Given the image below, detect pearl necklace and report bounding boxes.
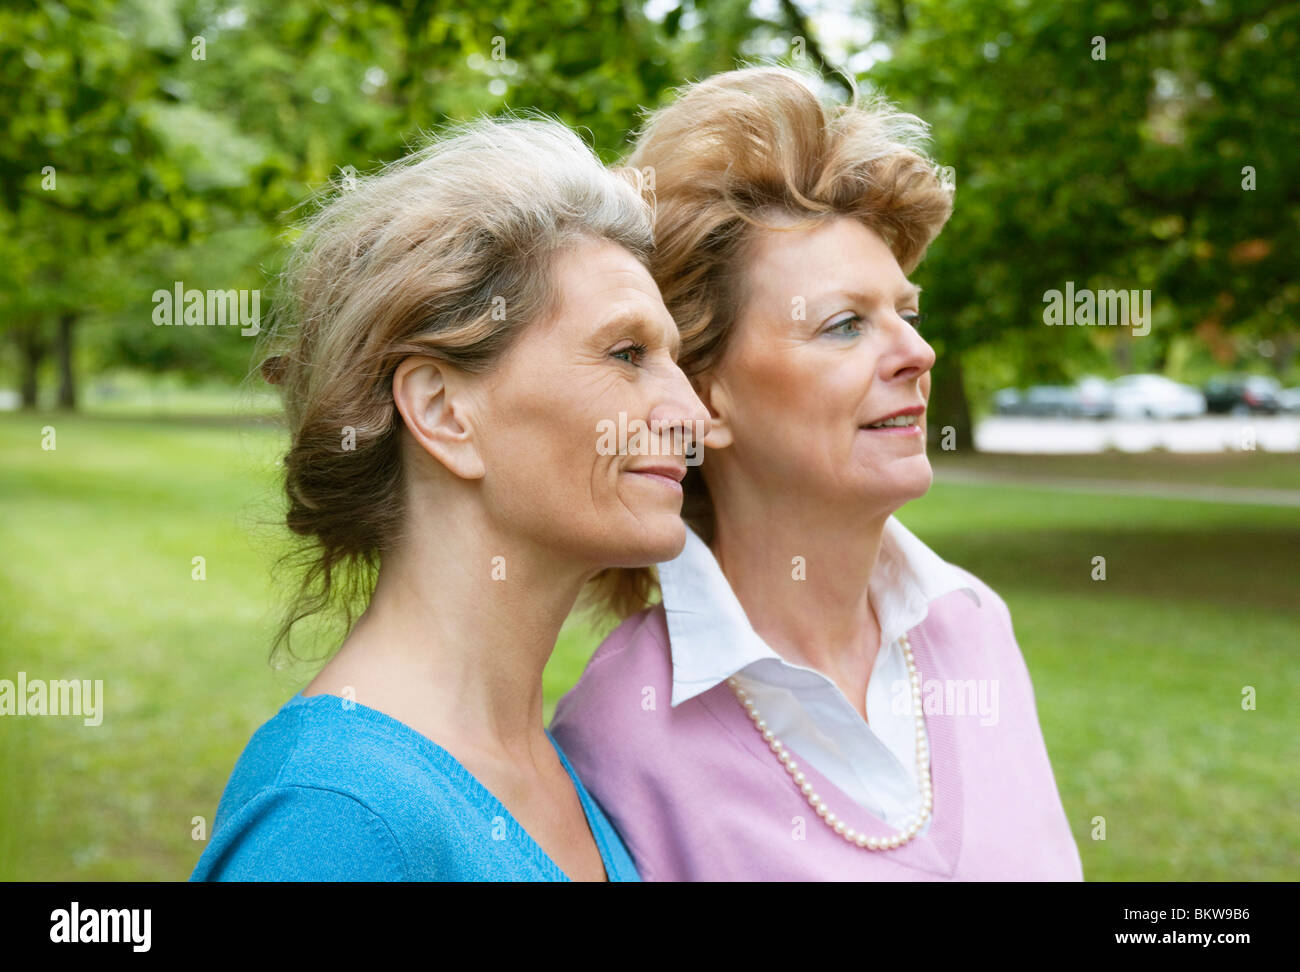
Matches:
[726,632,932,850]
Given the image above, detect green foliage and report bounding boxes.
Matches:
[866,0,1300,382]
[3,0,1297,398]
[1,0,697,388]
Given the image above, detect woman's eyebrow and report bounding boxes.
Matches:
[592,309,681,356]
[819,283,923,306]
[801,285,921,325]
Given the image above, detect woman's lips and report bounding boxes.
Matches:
[859,423,924,436]
[860,407,926,437]
[625,465,686,492]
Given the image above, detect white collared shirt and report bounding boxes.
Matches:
[657,516,982,833]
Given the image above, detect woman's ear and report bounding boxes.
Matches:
[694,373,734,450]
[392,356,486,480]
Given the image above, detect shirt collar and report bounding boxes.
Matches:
[658,515,982,708]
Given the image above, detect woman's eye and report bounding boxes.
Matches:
[825,314,862,336]
[902,312,924,330]
[611,342,648,365]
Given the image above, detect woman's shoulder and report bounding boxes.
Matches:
[589,603,672,666]
[556,606,672,709]
[920,561,1041,687]
[920,559,1015,641]
[943,562,1012,622]
[228,693,479,807]
[191,776,408,881]
[550,606,675,753]
[191,694,500,881]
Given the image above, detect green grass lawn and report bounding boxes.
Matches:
[931,449,1300,491]
[1,411,1296,880]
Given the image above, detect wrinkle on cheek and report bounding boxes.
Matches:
[585,454,620,519]
[599,461,658,525]
[821,440,856,491]
[580,366,630,398]
[615,484,663,528]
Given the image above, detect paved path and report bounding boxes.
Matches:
[934,468,1300,507]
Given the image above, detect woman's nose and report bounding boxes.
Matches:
[886,312,936,377]
[648,366,711,457]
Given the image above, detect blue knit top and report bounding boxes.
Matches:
[190,691,641,881]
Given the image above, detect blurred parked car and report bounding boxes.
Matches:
[1110,374,1206,419]
[1073,376,1115,419]
[992,387,1023,414]
[993,379,1114,418]
[1203,374,1284,415]
[1279,387,1300,414]
[993,385,1080,417]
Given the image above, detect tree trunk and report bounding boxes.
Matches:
[1273,334,1296,379]
[56,312,77,410]
[928,352,974,453]
[1112,329,1134,373]
[18,323,46,409]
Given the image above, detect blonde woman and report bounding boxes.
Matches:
[191,118,708,881]
[553,68,1083,880]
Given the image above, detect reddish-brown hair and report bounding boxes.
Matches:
[584,65,954,620]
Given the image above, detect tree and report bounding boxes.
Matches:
[860,0,1300,443]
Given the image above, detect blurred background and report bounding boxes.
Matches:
[1,0,1297,881]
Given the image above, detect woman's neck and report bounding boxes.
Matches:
[308,496,590,766]
[710,488,891,679]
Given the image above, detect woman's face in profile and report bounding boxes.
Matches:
[706,216,937,513]
[472,237,708,569]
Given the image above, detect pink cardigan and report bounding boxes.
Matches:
[550,573,1084,880]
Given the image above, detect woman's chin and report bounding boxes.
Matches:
[892,470,934,505]
[841,465,933,510]
[611,518,687,568]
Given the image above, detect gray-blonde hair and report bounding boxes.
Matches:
[260,115,654,662]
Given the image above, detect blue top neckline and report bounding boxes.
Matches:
[283,689,622,881]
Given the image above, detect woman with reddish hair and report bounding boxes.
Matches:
[553,67,1082,881]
